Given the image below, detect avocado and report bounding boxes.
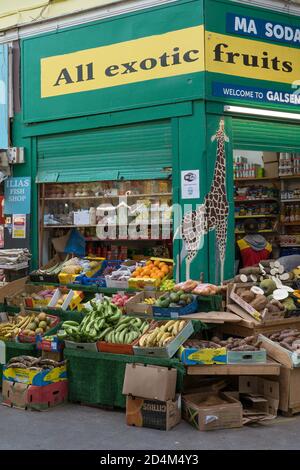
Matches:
[161,298,170,308]
[180,294,188,301]
[186,295,194,304]
[170,292,180,302]
[177,290,185,297]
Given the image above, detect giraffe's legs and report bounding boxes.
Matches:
[215,223,227,284]
[185,250,197,280]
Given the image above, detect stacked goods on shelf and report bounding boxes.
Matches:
[129,258,173,289]
[234,155,264,179]
[2,355,67,410]
[0,249,31,268]
[235,202,278,217]
[235,185,278,201]
[279,153,300,177]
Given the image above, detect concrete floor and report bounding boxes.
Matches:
[0,402,300,450]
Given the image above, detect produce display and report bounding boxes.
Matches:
[143,297,157,305]
[111,293,131,308]
[264,329,300,353]
[131,259,173,282]
[138,320,186,347]
[7,355,64,370]
[25,288,54,303]
[174,280,223,296]
[183,335,261,351]
[236,284,286,317]
[60,257,99,275]
[155,290,194,309]
[19,312,59,342]
[160,279,176,291]
[58,298,149,344]
[0,312,54,340]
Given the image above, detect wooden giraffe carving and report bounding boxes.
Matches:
[175,118,229,283]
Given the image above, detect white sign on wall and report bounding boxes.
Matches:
[181,170,200,199]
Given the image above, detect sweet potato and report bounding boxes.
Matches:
[240,290,255,303]
[250,294,268,311]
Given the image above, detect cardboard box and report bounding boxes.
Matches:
[133,320,194,358]
[41,350,64,362]
[2,380,68,410]
[3,363,67,386]
[178,345,227,365]
[122,363,177,401]
[126,394,181,431]
[182,392,243,431]
[259,334,300,368]
[36,334,64,353]
[238,376,279,420]
[125,291,161,316]
[263,152,278,178]
[278,366,300,414]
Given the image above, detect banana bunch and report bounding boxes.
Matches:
[0,314,36,339]
[99,316,150,345]
[138,320,186,348]
[144,297,156,305]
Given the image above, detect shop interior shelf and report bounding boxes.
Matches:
[281,199,300,203]
[235,177,278,182]
[44,223,173,229]
[43,193,172,201]
[234,198,279,203]
[279,175,300,180]
[282,222,300,226]
[280,244,300,248]
[186,360,281,376]
[235,214,278,219]
[235,229,275,234]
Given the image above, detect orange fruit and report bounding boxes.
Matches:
[154,260,160,267]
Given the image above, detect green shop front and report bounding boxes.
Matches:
[13,0,300,283]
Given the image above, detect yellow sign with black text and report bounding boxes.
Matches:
[206,31,300,85]
[41,25,205,98]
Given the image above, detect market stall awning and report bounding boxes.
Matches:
[0,0,122,31]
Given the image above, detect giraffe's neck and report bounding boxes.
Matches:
[213,138,225,185]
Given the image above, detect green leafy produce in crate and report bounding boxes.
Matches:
[58,297,149,344]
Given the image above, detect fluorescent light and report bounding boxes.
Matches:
[224,105,300,121]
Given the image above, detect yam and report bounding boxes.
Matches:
[240,290,255,303]
[239,267,261,275]
[279,341,294,352]
[250,294,268,311]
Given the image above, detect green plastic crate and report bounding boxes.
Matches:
[197,295,223,312]
[64,348,185,409]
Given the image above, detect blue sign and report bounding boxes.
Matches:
[226,13,300,46]
[212,81,300,107]
[0,45,8,149]
[4,177,31,215]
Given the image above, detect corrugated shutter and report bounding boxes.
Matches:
[37,120,172,183]
[232,118,300,152]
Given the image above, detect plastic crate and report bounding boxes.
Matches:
[196,294,223,312]
[74,260,122,287]
[152,297,198,319]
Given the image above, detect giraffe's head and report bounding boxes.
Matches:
[211,118,229,143]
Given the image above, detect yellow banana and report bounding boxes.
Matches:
[164,320,176,330]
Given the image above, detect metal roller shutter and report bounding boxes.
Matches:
[36,119,172,183]
[232,118,300,152]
